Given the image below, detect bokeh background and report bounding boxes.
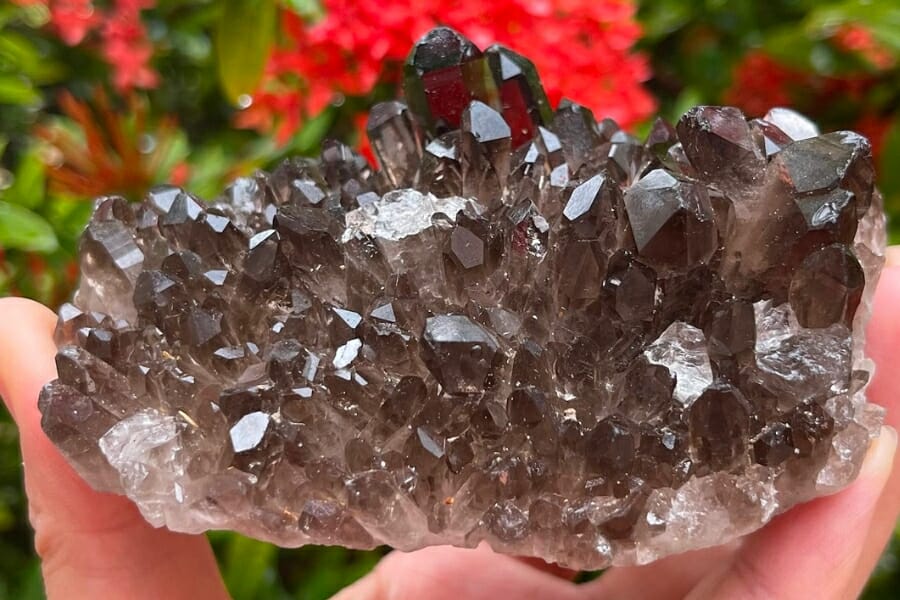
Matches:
[0,0,898,597]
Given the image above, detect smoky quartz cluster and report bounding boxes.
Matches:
[39,27,886,568]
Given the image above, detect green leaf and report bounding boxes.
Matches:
[762,26,819,71]
[16,559,47,600]
[0,30,64,84]
[215,0,277,104]
[284,0,324,20]
[0,75,40,106]
[43,194,92,248]
[668,87,705,123]
[0,201,57,252]
[866,22,900,54]
[288,108,335,155]
[220,535,278,600]
[637,0,695,42]
[805,1,900,53]
[153,129,191,184]
[3,148,45,209]
[879,117,900,244]
[183,144,231,200]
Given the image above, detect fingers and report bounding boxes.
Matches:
[683,264,900,599]
[583,543,737,599]
[335,262,900,600]
[0,297,58,425]
[516,556,579,580]
[0,298,229,600]
[866,265,900,421]
[843,264,900,593]
[331,544,582,600]
[685,427,896,600]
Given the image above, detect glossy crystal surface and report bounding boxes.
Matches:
[39,27,886,568]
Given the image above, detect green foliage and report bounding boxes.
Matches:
[0,414,41,600]
[0,14,61,107]
[215,0,278,103]
[880,118,900,217]
[0,145,59,256]
[209,533,385,600]
[0,147,57,253]
[865,529,900,600]
[638,0,900,241]
[219,535,280,599]
[0,202,57,253]
[806,1,900,54]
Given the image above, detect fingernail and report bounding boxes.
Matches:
[885,246,900,268]
[861,425,897,479]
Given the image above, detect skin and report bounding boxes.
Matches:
[2,261,900,599]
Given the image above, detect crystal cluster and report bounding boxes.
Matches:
[39,27,886,569]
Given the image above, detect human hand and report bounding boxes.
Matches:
[2,264,900,600]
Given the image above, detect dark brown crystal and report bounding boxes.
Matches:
[39,27,885,570]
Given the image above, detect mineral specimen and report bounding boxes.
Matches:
[39,27,886,569]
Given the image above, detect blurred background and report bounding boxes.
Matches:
[0,0,898,597]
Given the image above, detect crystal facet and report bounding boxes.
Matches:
[40,28,886,570]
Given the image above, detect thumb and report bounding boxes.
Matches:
[0,297,229,600]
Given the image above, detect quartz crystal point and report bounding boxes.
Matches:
[40,28,886,570]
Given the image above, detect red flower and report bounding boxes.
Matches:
[26,254,47,278]
[26,0,158,93]
[242,0,654,143]
[101,1,159,92]
[855,113,891,163]
[724,52,801,117]
[49,0,101,46]
[832,24,895,71]
[724,51,880,120]
[170,161,191,187]
[354,113,376,166]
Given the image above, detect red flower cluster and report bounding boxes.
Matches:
[101,0,158,92]
[48,0,99,45]
[725,50,890,162]
[723,53,798,117]
[21,0,158,93]
[854,113,892,163]
[240,0,654,144]
[832,24,895,71]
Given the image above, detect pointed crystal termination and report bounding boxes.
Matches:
[367,101,423,188]
[41,27,885,571]
[404,27,492,133]
[677,105,766,192]
[404,28,550,148]
[484,45,552,147]
[460,100,512,209]
[624,169,717,271]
